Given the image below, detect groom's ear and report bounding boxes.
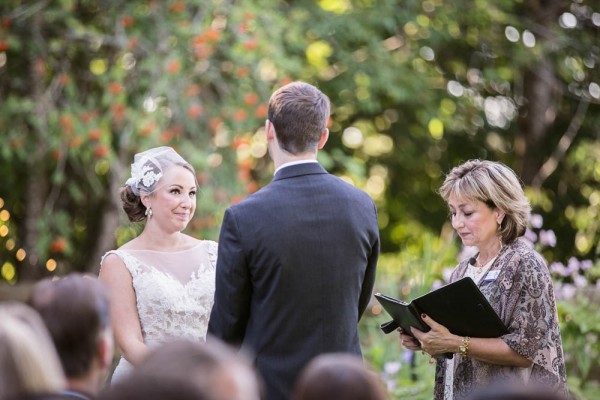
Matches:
[265,119,276,142]
[317,128,329,149]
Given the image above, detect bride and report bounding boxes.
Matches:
[99,146,217,382]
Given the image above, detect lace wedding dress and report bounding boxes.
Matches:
[101,240,217,383]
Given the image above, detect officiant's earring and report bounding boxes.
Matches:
[145,207,153,218]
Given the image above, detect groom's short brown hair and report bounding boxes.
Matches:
[267,81,330,155]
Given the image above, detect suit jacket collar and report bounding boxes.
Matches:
[273,162,328,181]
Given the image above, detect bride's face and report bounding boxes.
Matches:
[146,165,197,232]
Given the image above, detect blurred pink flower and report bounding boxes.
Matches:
[539,229,557,247]
[530,214,543,229]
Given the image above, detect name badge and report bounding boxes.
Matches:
[484,270,500,281]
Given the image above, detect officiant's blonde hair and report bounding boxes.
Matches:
[439,159,531,244]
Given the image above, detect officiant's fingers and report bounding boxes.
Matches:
[422,314,452,335]
[399,333,420,350]
[420,313,443,330]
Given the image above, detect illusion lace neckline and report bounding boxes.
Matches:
[122,241,205,254]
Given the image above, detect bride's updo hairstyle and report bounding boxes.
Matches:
[121,147,197,222]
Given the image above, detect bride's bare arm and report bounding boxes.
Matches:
[99,254,150,366]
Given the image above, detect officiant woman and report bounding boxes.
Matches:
[398,159,567,400]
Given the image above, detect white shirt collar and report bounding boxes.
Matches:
[274,159,318,176]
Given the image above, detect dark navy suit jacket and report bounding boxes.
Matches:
[208,162,380,400]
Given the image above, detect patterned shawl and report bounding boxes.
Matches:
[433,238,567,400]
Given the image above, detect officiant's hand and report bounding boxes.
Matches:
[397,328,421,351]
[410,314,460,357]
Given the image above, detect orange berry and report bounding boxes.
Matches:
[194,44,213,59]
[81,111,96,124]
[233,109,248,122]
[209,117,222,133]
[93,144,109,158]
[111,103,126,124]
[139,122,156,137]
[57,73,70,86]
[121,16,134,28]
[185,84,201,97]
[128,37,139,50]
[236,67,250,78]
[170,1,185,13]
[108,82,124,95]
[244,92,259,106]
[59,115,74,135]
[88,128,101,141]
[1,17,12,29]
[160,129,174,143]
[246,181,259,194]
[50,237,68,253]
[187,103,203,118]
[243,38,257,51]
[255,103,268,119]
[51,149,63,161]
[205,28,220,42]
[166,59,180,74]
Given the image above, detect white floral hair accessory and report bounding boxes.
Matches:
[125,146,189,195]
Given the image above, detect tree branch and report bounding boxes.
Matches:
[531,98,589,189]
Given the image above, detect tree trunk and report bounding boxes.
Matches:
[515,0,563,184]
[85,160,125,275]
[21,12,49,281]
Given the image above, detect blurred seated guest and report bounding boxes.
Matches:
[398,160,566,400]
[97,339,260,400]
[465,379,571,400]
[29,274,114,400]
[0,302,66,400]
[292,353,387,400]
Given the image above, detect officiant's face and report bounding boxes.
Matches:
[448,195,501,250]
[148,165,197,232]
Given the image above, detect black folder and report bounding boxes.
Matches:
[375,277,508,339]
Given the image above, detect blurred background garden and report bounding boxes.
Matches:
[0,0,599,398]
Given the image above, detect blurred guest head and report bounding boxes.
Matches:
[292,353,387,400]
[29,274,113,398]
[98,339,260,400]
[0,301,66,399]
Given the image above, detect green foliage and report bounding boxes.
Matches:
[359,229,456,398]
[558,293,600,400]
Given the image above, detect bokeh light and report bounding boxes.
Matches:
[1,262,15,281]
[46,259,57,272]
[16,248,26,262]
[0,210,10,222]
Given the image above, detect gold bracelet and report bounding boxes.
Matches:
[458,336,470,356]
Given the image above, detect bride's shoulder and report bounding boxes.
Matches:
[183,234,217,248]
[186,237,218,268]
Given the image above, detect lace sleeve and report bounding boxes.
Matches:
[206,240,218,270]
[100,250,142,278]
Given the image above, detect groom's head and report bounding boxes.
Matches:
[267,81,330,155]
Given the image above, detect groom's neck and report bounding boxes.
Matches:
[272,151,317,170]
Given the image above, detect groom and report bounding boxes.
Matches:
[208,81,380,400]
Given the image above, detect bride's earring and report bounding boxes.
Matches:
[145,207,153,218]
